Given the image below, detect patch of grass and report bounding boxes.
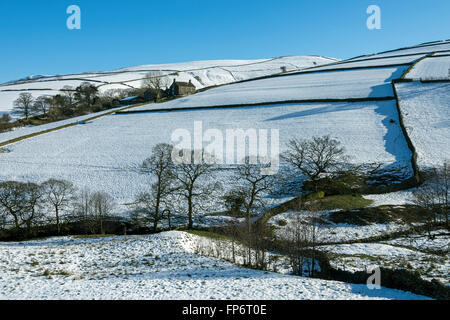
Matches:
[185,230,231,241]
[327,205,431,226]
[72,234,117,239]
[205,211,257,218]
[317,194,373,211]
[277,219,287,227]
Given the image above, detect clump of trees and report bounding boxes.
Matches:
[0,179,116,240]
[141,71,170,102]
[9,83,128,128]
[131,146,219,231]
[0,114,13,132]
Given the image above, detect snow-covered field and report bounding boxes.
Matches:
[0,231,430,300]
[131,67,407,111]
[0,100,413,206]
[395,81,450,169]
[405,56,450,80]
[298,54,426,73]
[0,106,129,145]
[0,56,335,113]
[363,190,415,207]
[348,41,450,62]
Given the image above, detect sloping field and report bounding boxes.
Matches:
[348,41,450,62]
[0,100,413,206]
[0,56,335,113]
[130,67,407,112]
[405,55,450,80]
[296,53,426,73]
[0,231,429,300]
[395,81,450,169]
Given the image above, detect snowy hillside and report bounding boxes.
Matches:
[0,56,335,113]
[0,231,430,300]
[0,40,449,213]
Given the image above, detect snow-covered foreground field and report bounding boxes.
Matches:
[0,100,413,206]
[0,231,430,300]
[0,56,334,113]
[395,82,450,169]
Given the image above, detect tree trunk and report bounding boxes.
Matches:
[55,205,60,235]
[188,195,193,229]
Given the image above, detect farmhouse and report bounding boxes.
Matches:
[168,79,196,97]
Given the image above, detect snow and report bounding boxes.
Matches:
[383,230,450,252]
[0,231,431,300]
[405,56,450,80]
[0,56,335,114]
[300,54,426,73]
[363,190,414,207]
[321,243,419,257]
[268,210,408,243]
[320,242,449,284]
[0,101,413,207]
[0,106,127,145]
[395,82,450,169]
[132,67,407,111]
[349,41,450,62]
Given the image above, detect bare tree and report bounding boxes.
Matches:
[413,161,449,229]
[282,135,348,190]
[13,93,34,120]
[174,149,216,229]
[142,71,169,101]
[0,181,43,237]
[32,96,52,118]
[287,211,309,276]
[303,201,324,277]
[0,114,13,132]
[133,143,176,231]
[74,82,99,110]
[232,157,279,232]
[61,86,76,106]
[42,179,76,234]
[74,188,94,234]
[91,192,115,234]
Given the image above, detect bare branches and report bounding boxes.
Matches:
[173,150,216,229]
[13,93,34,120]
[132,144,176,231]
[142,71,170,101]
[282,135,348,190]
[42,179,76,234]
[413,161,449,228]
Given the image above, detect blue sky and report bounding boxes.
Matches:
[0,0,449,83]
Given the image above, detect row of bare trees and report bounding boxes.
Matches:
[0,179,115,238]
[129,136,361,233]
